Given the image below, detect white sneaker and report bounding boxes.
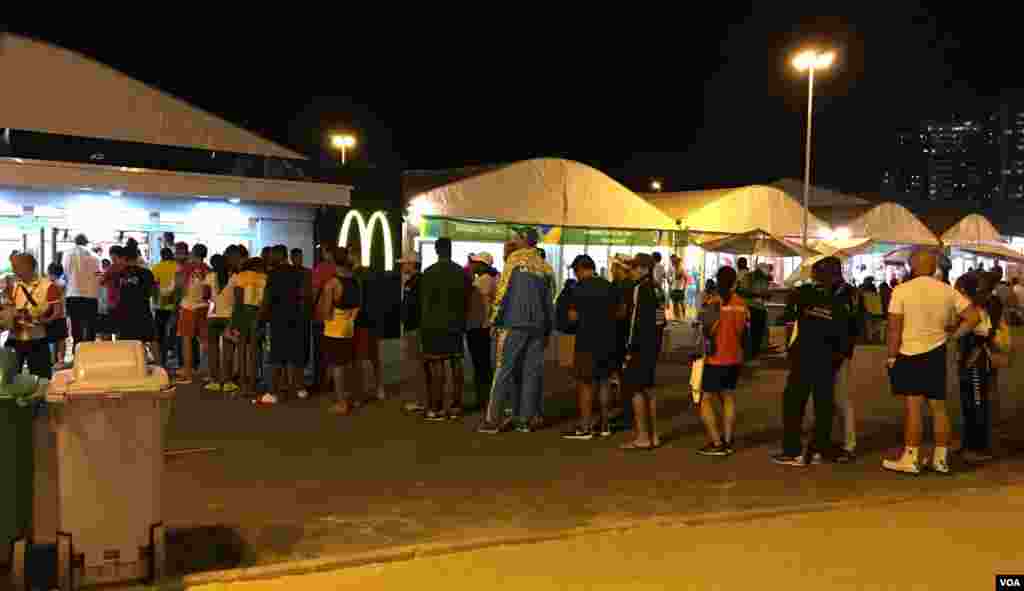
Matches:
[257,394,278,405]
[928,458,952,475]
[296,389,309,400]
[404,401,426,413]
[882,455,921,474]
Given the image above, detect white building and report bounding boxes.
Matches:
[0,33,349,270]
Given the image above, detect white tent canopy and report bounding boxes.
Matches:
[0,33,305,159]
[844,202,939,246]
[771,179,871,207]
[940,213,1004,246]
[409,158,678,230]
[642,185,830,238]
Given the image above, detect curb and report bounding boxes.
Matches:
[125,484,1023,590]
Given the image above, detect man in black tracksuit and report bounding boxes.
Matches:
[772,256,851,466]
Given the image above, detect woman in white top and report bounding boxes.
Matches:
[954,272,995,464]
[205,253,239,394]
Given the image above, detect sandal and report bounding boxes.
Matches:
[619,441,655,451]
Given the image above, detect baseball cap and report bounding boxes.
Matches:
[470,252,494,266]
[631,253,655,270]
[570,254,596,271]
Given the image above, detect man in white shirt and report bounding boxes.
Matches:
[63,234,101,348]
[884,250,979,475]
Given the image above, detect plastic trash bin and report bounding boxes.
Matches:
[45,341,174,591]
[0,372,45,591]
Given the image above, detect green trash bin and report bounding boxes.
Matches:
[0,357,46,589]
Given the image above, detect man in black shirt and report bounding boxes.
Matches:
[562,255,618,440]
[115,241,157,359]
[772,256,851,466]
[262,244,312,403]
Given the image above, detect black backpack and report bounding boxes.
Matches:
[335,276,361,310]
[555,279,578,334]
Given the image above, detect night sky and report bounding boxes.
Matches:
[8,7,1016,194]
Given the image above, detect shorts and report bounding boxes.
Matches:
[270,322,307,366]
[321,335,353,367]
[670,289,686,303]
[177,307,209,339]
[401,330,421,361]
[117,313,156,343]
[623,353,656,391]
[46,318,69,343]
[420,329,464,358]
[702,363,740,393]
[231,305,261,340]
[352,327,380,361]
[573,350,614,381]
[889,344,947,400]
[208,317,231,342]
[95,314,113,336]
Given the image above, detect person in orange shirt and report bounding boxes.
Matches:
[696,266,749,457]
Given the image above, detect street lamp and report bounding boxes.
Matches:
[650,179,663,192]
[792,49,835,249]
[331,134,357,165]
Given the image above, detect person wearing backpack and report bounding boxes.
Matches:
[319,246,361,415]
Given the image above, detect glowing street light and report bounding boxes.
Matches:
[650,179,663,192]
[331,134,357,165]
[792,49,836,250]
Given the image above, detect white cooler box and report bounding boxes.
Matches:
[46,341,174,590]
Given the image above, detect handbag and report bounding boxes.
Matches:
[689,356,705,406]
[989,319,1012,369]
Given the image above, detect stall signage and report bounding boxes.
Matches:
[421,217,682,247]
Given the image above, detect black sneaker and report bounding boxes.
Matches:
[772,453,808,467]
[834,449,856,464]
[599,418,613,438]
[562,426,595,440]
[723,440,736,455]
[515,421,533,433]
[697,443,730,456]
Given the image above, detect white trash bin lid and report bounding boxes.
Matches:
[47,341,173,401]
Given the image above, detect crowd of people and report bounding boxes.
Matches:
[2,232,394,408]
[2,227,1014,472]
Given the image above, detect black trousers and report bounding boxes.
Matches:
[65,297,98,346]
[14,340,52,380]
[155,310,174,367]
[959,365,991,452]
[466,328,493,408]
[749,306,767,359]
[782,357,839,457]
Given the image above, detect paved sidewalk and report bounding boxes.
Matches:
[27,337,1024,580]
[186,484,1024,591]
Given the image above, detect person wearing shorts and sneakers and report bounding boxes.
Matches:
[261,245,311,404]
[418,238,472,422]
[176,244,211,384]
[697,266,749,456]
[231,257,267,397]
[561,255,617,440]
[884,250,979,475]
[205,249,241,395]
[399,254,428,414]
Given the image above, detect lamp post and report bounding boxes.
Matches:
[650,179,663,192]
[792,49,835,250]
[331,134,357,165]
